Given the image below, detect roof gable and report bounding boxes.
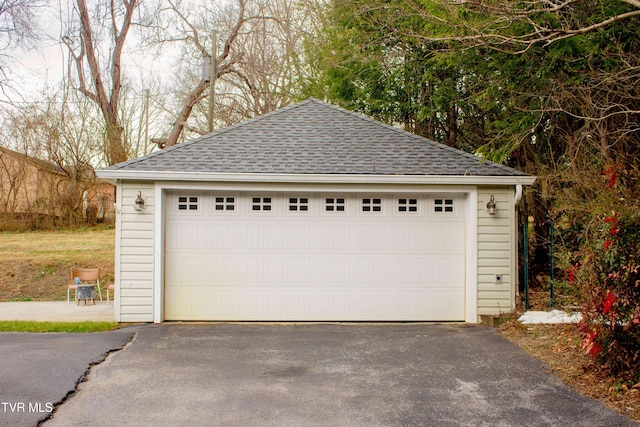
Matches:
[107,98,526,177]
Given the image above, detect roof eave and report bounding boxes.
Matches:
[96,170,537,186]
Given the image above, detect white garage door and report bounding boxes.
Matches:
[164,191,466,321]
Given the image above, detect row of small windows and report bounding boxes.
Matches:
[178,196,455,214]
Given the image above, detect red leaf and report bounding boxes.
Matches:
[602,292,617,315]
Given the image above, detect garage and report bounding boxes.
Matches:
[98,98,535,323]
[164,192,466,321]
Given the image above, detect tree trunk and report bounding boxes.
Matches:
[105,123,127,165]
[164,81,209,148]
[447,105,458,148]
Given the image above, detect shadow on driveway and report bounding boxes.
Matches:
[41,324,635,427]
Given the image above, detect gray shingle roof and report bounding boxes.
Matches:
[107,98,526,177]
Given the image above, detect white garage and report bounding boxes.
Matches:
[98,98,535,323]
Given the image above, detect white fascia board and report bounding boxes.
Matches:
[96,170,537,186]
[153,183,164,323]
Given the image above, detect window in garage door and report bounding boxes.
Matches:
[324,197,346,213]
[251,197,273,212]
[287,197,310,213]
[214,196,236,212]
[177,196,199,211]
[397,198,418,213]
[434,198,455,213]
[361,197,382,213]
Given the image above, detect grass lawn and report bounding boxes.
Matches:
[0,227,115,301]
[0,321,120,332]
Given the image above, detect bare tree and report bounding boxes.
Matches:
[0,0,46,89]
[0,0,44,47]
[221,0,316,117]
[61,0,137,165]
[152,0,246,148]
[118,83,169,159]
[0,87,107,225]
[146,0,318,147]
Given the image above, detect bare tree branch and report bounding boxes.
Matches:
[162,0,248,147]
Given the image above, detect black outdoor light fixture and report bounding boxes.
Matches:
[134,191,145,211]
[486,195,497,215]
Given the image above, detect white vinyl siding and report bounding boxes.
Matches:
[477,187,515,316]
[116,182,155,322]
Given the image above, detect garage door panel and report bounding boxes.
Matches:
[164,192,467,321]
[247,224,280,249]
[166,287,465,321]
[352,256,388,284]
[398,257,428,284]
[166,223,202,251]
[397,224,428,251]
[245,256,285,283]
[317,224,353,250]
[432,255,466,284]
[355,224,388,250]
[202,224,237,250]
[165,255,203,283]
[281,257,312,283]
[282,224,313,250]
[316,256,354,284]
[207,256,247,284]
[426,223,466,253]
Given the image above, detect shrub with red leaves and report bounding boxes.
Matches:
[575,189,640,384]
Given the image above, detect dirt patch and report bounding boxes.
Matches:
[499,318,640,422]
[0,228,115,301]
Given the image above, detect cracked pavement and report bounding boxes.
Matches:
[0,329,136,426]
[30,324,638,427]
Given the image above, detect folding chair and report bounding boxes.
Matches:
[68,268,103,303]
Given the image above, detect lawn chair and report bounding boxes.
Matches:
[68,268,103,303]
[106,283,115,304]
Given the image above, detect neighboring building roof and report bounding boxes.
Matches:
[0,146,65,175]
[101,98,533,183]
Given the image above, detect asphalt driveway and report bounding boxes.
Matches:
[0,329,135,427]
[38,323,634,427]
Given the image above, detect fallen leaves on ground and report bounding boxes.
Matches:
[499,319,639,422]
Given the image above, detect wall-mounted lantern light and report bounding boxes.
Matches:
[486,195,497,215]
[134,191,145,211]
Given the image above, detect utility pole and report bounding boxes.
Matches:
[144,89,150,153]
[208,30,217,133]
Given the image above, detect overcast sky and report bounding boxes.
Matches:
[4,4,174,106]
